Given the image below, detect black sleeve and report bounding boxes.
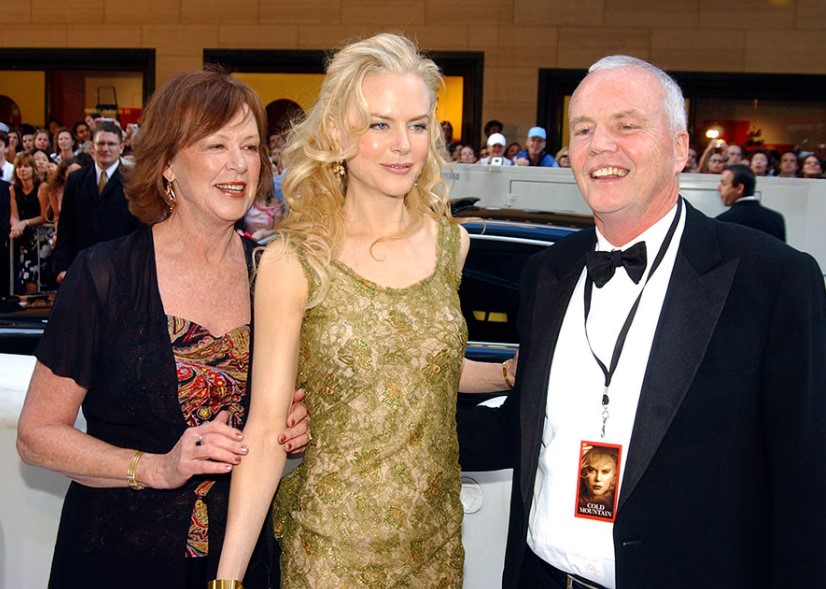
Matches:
[35,250,102,390]
[53,172,78,273]
[457,253,543,471]
[762,251,826,584]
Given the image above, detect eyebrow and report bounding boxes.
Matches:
[612,109,646,121]
[371,113,430,122]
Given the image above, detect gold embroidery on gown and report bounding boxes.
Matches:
[273,217,467,588]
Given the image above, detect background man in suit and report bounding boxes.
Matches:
[458,55,826,589]
[716,164,786,241]
[53,121,139,283]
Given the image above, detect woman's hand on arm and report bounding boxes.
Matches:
[139,409,249,490]
[280,388,309,453]
[216,242,308,581]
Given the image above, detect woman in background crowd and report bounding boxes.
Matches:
[556,146,570,168]
[8,152,48,292]
[52,127,76,163]
[459,145,477,164]
[33,128,51,152]
[45,157,82,228]
[505,141,521,160]
[6,129,21,162]
[802,154,824,179]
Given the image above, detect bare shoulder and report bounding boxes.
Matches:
[256,238,309,307]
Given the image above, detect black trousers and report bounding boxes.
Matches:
[519,548,567,589]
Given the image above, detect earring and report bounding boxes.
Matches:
[332,160,346,179]
[165,181,176,214]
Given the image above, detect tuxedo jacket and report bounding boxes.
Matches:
[716,199,786,242]
[54,164,139,274]
[458,201,826,588]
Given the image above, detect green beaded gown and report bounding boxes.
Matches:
[273,217,467,588]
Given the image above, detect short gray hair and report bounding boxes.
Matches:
[587,55,687,134]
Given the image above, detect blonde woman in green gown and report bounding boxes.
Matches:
[213,33,514,589]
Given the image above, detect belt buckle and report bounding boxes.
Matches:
[566,575,602,589]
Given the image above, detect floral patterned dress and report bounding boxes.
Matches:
[169,317,250,559]
[274,217,468,588]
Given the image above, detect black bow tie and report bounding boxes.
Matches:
[585,242,648,288]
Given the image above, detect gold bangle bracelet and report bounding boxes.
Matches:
[207,581,244,589]
[127,450,145,491]
[502,358,515,389]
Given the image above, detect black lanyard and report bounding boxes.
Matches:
[583,198,683,437]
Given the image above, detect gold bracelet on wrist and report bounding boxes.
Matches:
[207,581,244,589]
[502,358,515,389]
[127,450,145,491]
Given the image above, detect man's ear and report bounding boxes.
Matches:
[736,182,745,198]
[674,130,690,174]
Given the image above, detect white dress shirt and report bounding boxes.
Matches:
[527,200,686,588]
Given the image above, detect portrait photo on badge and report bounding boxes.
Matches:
[575,441,622,523]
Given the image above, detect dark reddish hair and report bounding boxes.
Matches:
[125,66,272,224]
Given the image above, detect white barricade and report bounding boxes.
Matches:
[445,165,826,276]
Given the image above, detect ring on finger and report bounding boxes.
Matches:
[196,435,204,447]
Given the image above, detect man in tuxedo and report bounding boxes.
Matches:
[458,55,826,589]
[716,164,785,241]
[53,121,139,283]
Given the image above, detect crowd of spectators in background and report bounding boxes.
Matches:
[3,112,826,297]
[1,115,132,294]
[442,119,572,169]
[685,137,825,179]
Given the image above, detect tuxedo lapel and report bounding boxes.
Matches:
[519,232,592,506]
[618,204,738,507]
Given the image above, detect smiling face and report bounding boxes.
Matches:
[338,72,430,202]
[526,135,546,158]
[162,107,261,226]
[568,66,688,243]
[57,130,74,152]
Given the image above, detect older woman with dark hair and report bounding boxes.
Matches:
[17,68,307,589]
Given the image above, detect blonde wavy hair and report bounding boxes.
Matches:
[277,32,452,308]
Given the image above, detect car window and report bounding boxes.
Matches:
[460,236,549,345]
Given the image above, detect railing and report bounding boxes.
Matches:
[7,223,55,295]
